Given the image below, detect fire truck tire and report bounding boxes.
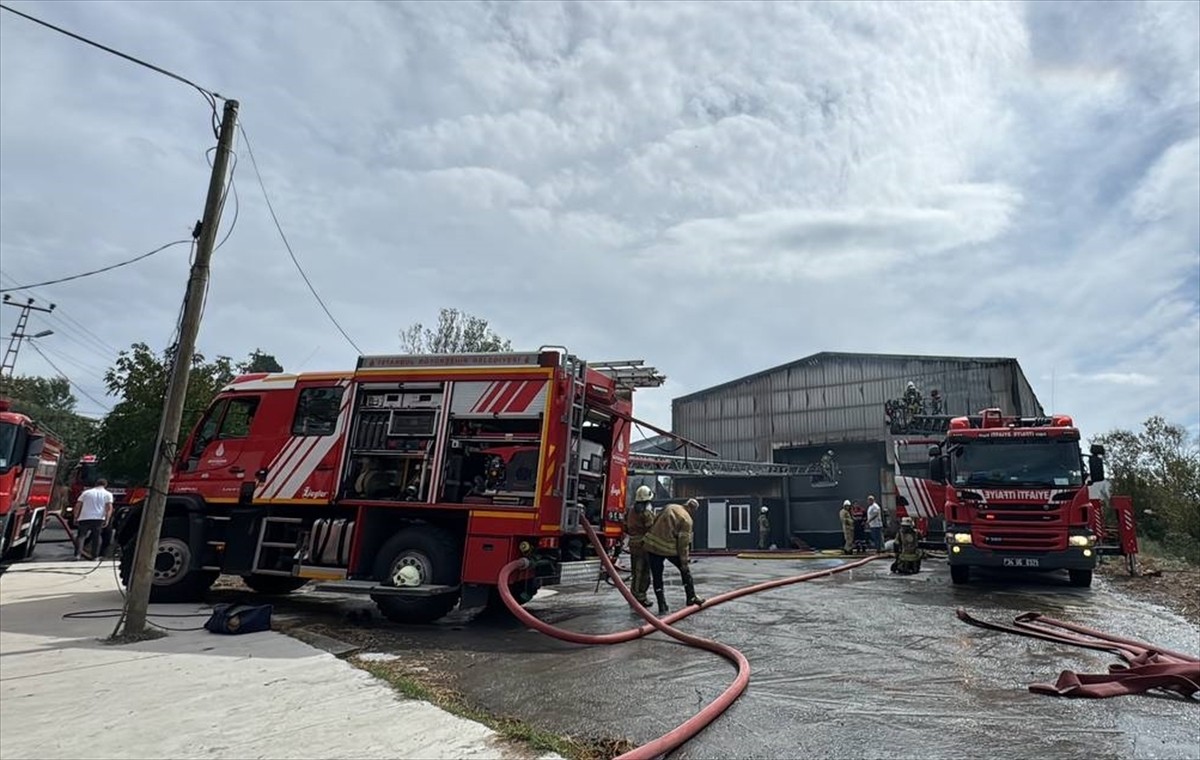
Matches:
[479,580,540,618]
[1068,569,1093,588]
[950,564,970,585]
[118,518,217,603]
[371,526,462,624]
[18,513,44,560]
[242,575,309,595]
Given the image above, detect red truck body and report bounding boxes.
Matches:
[116,350,651,621]
[0,399,63,562]
[893,408,1137,587]
[62,454,142,526]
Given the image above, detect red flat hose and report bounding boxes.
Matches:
[498,520,880,759]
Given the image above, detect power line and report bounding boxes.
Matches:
[0,272,123,356]
[0,3,218,117]
[238,122,363,354]
[0,239,191,293]
[27,341,111,411]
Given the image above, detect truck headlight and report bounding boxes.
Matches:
[952,533,972,545]
[1068,535,1094,547]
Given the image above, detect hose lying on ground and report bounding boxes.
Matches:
[499,519,881,759]
[957,609,1199,699]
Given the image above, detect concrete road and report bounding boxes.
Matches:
[226,555,1199,760]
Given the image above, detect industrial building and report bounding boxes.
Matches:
[658,352,1044,550]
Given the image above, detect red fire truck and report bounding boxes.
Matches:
[115,349,662,622]
[61,455,142,527]
[0,398,63,562]
[894,409,1138,587]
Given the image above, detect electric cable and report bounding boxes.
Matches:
[237,122,363,354]
[26,341,111,411]
[0,3,220,126]
[0,272,123,357]
[0,239,192,293]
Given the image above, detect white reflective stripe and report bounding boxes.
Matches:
[262,437,323,499]
[256,436,313,497]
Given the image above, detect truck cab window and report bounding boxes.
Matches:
[0,422,16,471]
[293,387,345,436]
[219,397,260,439]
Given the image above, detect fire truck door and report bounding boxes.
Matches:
[183,396,262,501]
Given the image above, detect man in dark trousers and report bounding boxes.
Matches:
[642,498,705,614]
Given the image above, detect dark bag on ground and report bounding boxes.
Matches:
[204,603,273,635]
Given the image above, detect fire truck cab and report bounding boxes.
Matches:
[0,399,62,562]
[116,349,662,622]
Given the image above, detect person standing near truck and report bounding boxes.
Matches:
[866,495,884,553]
[643,498,705,614]
[73,479,113,561]
[758,507,770,550]
[839,500,855,553]
[625,485,656,608]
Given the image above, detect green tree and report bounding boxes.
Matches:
[0,374,97,457]
[1093,416,1200,561]
[400,308,513,354]
[90,343,237,484]
[239,349,283,374]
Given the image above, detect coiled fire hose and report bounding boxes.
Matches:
[498,519,881,759]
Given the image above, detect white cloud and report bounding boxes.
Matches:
[0,0,1195,450]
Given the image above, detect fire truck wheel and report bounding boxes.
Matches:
[242,575,309,595]
[479,579,540,618]
[18,513,44,560]
[118,518,217,603]
[371,526,462,624]
[949,564,970,585]
[1068,569,1093,588]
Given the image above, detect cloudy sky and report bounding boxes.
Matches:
[1,0,1197,445]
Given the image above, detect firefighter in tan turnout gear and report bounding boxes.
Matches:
[625,485,656,608]
[839,499,855,554]
[643,498,705,614]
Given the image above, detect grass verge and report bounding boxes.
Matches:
[353,656,635,760]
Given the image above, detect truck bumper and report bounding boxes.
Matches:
[947,544,1097,571]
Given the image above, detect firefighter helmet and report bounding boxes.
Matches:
[900,516,915,528]
[635,485,653,502]
[761,506,769,513]
[685,498,699,510]
[843,499,852,507]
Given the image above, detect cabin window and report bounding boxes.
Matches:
[292,387,345,436]
[729,503,751,534]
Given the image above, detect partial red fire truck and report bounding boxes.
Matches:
[61,455,142,527]
[894,409,1138,587]
[115,349,662,621]
[0,398,63,562]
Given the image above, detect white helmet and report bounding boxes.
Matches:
[900,517,915,528]
[761,506,769,513]
[843,499,852,507]
[634,485,653,502]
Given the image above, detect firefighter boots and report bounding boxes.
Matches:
[655,589,669,615]
[684,578,705,607]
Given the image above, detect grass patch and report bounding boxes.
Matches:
[354,657,635,760]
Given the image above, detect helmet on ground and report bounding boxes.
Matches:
[761,506,769,513]
[842,499,852,507]
[635,485,653,502]
[685,498,699,510]
[900,517,915,528]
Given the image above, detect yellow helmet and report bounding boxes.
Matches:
[634,485,653,502]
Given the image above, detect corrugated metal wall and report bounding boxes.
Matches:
[673,353,1044,461]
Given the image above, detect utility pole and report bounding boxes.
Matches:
[1,296,56,378]
[119,98,239,638]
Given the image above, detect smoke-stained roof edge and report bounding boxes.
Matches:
[672,351,1023,406]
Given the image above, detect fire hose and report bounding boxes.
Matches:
[957,609,1199,700]
[498,519,881,759]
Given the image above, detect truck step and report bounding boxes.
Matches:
[312,580,461,597]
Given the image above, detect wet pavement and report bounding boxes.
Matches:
[20,526,1199,759]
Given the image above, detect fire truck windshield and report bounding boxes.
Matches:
[952,440,1084,487]
[0,422,17,472]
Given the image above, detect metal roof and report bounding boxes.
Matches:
[673,351,1023,404]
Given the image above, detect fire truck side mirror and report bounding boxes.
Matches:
[1088,445,1105,483]
[928,449,946,483]
[23,434,45,469]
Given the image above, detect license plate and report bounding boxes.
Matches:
[1003,557,1040,568]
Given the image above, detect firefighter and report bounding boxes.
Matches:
[839,499,855,554]
[643,497,704,614]
[625,485,656,608]
[891,517,923,574]
[758,506,770,550]
[903,381,923,417]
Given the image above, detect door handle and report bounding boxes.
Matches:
[230,467,245,476]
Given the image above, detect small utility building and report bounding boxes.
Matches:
[667,352,1044,549]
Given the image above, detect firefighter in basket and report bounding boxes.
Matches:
[625,485,656,608]
[643,498,705,614]
[891,517,923,575]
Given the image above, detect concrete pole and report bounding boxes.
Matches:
[118,99,238,637]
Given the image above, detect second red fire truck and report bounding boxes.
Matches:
[0,398,62,563]
[115,349,662,622]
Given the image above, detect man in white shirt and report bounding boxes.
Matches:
[866,495,884,554]
[74,479,114,561]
